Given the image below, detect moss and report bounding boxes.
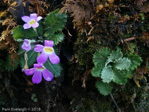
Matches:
[69,95,114,112]
[73,35,99,67]
[134,79,149,111]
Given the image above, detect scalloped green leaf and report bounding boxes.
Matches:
[96,81,113,96]
[93,47,111,65]
[127,54,142,71]
[20,49,38,68]
[112,68,128,85]
[129,43,136,53]
[12,26,37,40]
[44,9,67,39]
[114,58,131,70]
[48,32,64,45]
[100,47,111,57]
[106,48,123,66]
[92,47,142,94]
[44,59,62,77]
[91,64,104,77]
[101,66,114,83]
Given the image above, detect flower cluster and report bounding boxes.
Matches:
[21,13,60,84]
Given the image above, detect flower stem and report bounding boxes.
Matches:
[23,51,28,69]
[33,28,44,42]
[33,28,39,37]
[110,93,121,112]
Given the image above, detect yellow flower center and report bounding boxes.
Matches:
[29,20,36,25]
[44,47,53,53]
[37,67,44,70]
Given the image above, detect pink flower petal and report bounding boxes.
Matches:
[36,16,42,21]
[34,44,44,52]
[44,40,54,47]
[24,39,30,44]
[37,52,49,64]
[24,68,36,75]
[22,44,31,51]
[30,13,37,19]
[22,16,31,22]
[32,71,42,84]
[31,22,39,28]
[23,23,31,29]
[43,69,53,81]
[22,39,31,51]
[34,63,43,68]
[49,53,60,64]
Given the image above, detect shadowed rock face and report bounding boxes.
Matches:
[0,0,149,112]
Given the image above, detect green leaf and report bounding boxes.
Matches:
[91,47,141,93]
[36,21,44,36]
[106,48,123,65]
[125,70,134,79]
[91,64,104,77]
[44,59,62,77]
[129,43,136,53]
[93,51,105,66]
[20,49,38,68]
[112,68,128,85]
[101,66,114,83]
[96,81,113,96]
[100,47,111,57]
[44,9,67,38]
[93,47,111,65]
[48,32,64,45]
[139,13,145,20]
[114,58,131,70]
[12,26,37,40]
[127,54,142,71]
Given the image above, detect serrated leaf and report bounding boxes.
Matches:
[12,26,37,40]
[101,66,114,83]
[96,81,113,96]
[114,58,131,70]
[125,70,134,79]
[93,47,111,65]
[91,64,104,77]
[106,48,123,66]
[44,9,67,38]
[100,47,111,57]
[127,54,142,71]
[112,68,128,85]
[92,47,141,88]
[47,32,64,45]
[129,43,136,53]
[44,59,62,77]
[20,49,38,68]
[93,51,105,66]
[36,21,44,36]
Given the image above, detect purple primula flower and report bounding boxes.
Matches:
[21,13,42,29]
[24,63,53,84]
[34,40,60,64]
[22,39,31,51]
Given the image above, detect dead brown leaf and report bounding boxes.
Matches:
[61,0,93,33]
